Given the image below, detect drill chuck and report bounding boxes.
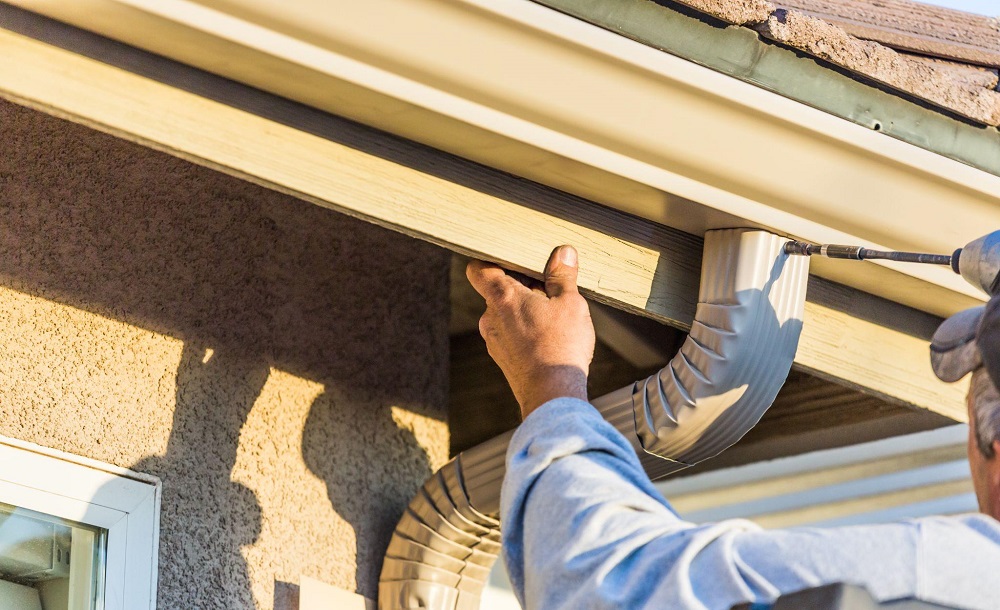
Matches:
[956,232,1000,296]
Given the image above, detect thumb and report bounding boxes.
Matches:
[544,245,580,298]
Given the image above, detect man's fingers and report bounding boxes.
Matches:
[467,259,524,303]
[508,270,546,295]
[544,245,580,298]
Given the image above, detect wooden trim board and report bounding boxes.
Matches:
[0,19,967,423]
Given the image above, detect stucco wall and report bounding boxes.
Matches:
[0,99,451,608]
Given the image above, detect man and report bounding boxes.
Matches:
[467,245,1000,610]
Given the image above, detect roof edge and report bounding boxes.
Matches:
[757,8,1000,126]
[536,0,1000,177]
[665,0,1000,127]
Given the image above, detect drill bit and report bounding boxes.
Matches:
[784,241,960,273]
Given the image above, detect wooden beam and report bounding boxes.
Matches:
[0,17,967,424]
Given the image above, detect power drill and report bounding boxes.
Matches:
[784,230,1000,297]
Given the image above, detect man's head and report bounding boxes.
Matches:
[932,297,1000,519]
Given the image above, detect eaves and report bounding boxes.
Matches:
[7,0,1000,318]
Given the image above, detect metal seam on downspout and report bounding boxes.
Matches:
[379,229,809,609]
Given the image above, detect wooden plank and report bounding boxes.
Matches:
[0,21,967,425]
[0,23,704,325]
[798,277,968,422]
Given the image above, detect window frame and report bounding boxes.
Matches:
[0,434,160,610]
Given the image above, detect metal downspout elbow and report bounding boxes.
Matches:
[379,229,810,609]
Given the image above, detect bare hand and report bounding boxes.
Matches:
[466,246,596,419]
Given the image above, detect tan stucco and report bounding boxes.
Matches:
[0,100,451,607]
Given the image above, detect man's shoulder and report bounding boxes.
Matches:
[914,513,1000,544]
[906,514,1000,608]
[913,513,1000,530]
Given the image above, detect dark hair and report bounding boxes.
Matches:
[971,368,1000,458]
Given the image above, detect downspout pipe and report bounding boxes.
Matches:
[379,229,810,609]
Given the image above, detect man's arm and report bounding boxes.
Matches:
[465,246,593,419]
[500,396,931,609]
[467,246,1000,610]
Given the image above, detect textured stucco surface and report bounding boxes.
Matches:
[0,99,451,607]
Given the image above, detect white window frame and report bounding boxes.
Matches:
[0,434,160,610]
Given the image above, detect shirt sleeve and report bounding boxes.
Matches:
[499,397,1000,610]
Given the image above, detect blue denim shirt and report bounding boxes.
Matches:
[500,398,1000,610]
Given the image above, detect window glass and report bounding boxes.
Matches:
[0,502,106,610]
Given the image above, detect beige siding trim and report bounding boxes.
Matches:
[0,24,966,421]
[659,425,977,529]
[753,479,974,529]
[669,444,968,514]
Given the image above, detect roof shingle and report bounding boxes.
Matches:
[778,0,1000,67]
[671,0,1000,126]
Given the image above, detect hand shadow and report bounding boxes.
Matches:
[128,344,269,609]
[302,388,434,600]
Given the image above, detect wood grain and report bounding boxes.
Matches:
[0,22,967,425]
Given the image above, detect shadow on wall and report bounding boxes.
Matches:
[131,345,268,609]
[0,99,450,604]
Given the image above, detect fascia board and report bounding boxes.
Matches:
[9,0,1000,317]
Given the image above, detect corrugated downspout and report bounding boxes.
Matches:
[379,229,810,609]
[380,432,510,610]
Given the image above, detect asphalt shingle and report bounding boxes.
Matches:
[671,0,1000,126]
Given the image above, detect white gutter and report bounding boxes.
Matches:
[11,0,1000,317]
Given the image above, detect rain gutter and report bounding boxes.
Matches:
[9,0,1000,319]
[537,0,1000,178]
